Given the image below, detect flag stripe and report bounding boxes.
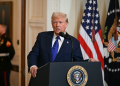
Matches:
[78,33,93,59]
[95,30,104,71]
[80,45,89,59]
[79,26,104,71]
[97,30,104,57]
[98,29,103,43]
[79,26,98,60]
[93,37,104,71]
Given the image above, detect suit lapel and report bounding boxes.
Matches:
[54,39,71,61]
[46,32,54,62]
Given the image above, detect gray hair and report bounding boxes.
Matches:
[51,12,68,23]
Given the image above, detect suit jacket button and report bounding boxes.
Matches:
[1,59,3,61]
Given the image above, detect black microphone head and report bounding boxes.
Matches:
[59,32,71,40]
[66,32,71,40]
[59,32,66,37]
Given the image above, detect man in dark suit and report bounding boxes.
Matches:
[27,12,98,78]
[0,23,15,86]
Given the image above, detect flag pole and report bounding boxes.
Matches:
[91,0,95,42]
[114,0,118,40]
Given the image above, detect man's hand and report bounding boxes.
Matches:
[30,66,38,78]
[89,58,99,62]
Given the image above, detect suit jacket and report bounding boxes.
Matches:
[27,31,83,70]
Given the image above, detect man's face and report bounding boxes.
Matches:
[52,16,68,36]
[0,25,4,35]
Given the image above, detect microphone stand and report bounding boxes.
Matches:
[59,32,74,62]
[65,32,73,62]
[70,39,73,62]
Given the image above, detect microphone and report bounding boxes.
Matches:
[59,32,71,40]
[59,32,73,62]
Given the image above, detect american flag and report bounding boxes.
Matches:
[78,0,104,84]
[107,39,116,52]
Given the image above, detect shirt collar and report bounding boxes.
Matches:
[53,33,64,42]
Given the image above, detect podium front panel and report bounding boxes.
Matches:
[49,62,102,86]
[29,62,103,86]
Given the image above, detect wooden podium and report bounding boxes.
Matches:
[29,62,103,86]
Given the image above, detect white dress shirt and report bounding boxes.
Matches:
[52,33,64,53]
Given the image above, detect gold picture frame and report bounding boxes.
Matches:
[0,1,13,40]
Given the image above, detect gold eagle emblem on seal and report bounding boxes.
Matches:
[67,65,88,86]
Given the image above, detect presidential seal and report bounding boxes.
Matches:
[67,65,88,86]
